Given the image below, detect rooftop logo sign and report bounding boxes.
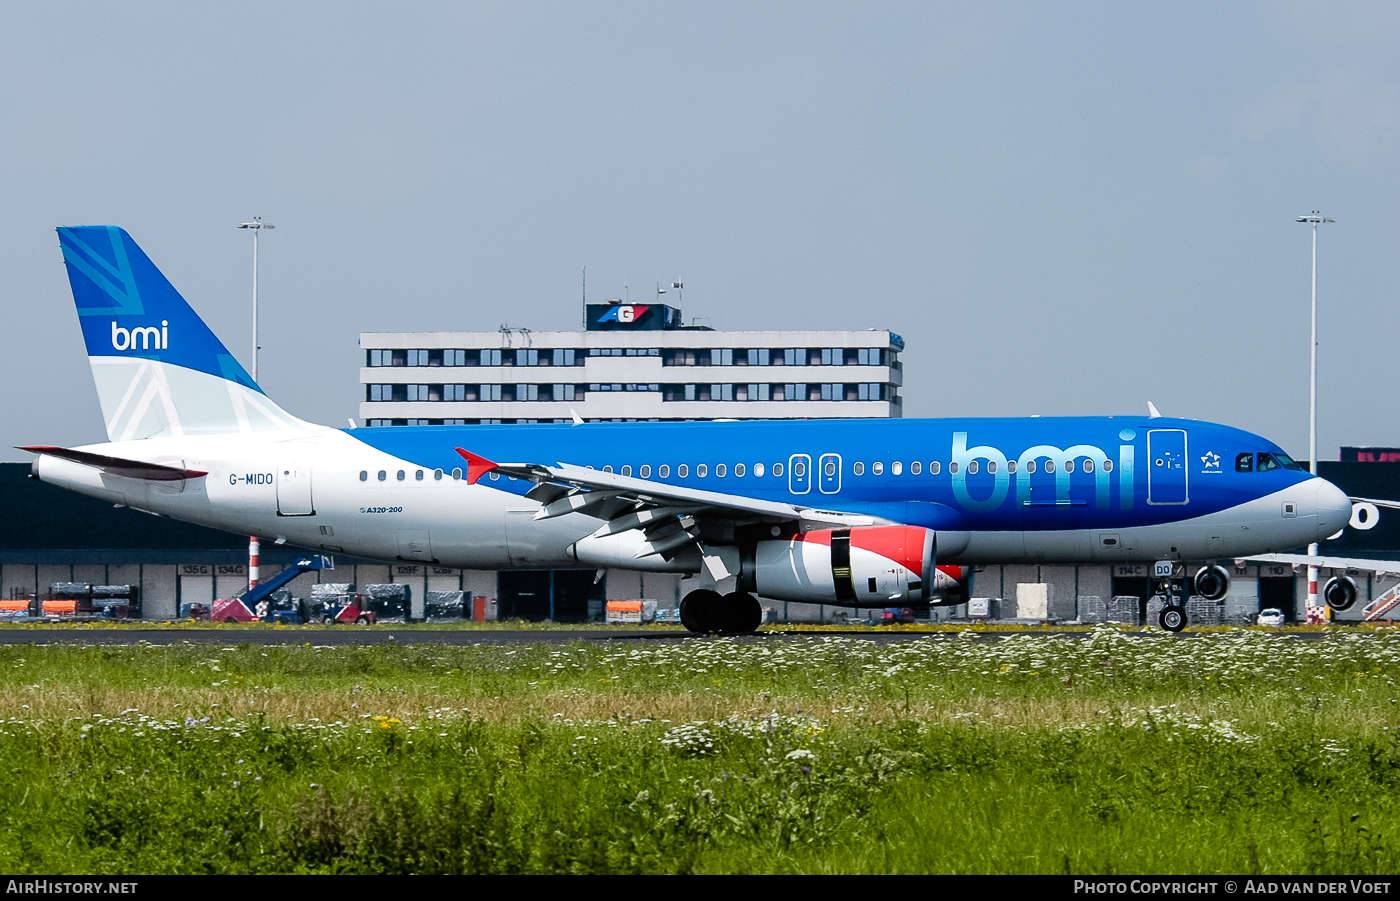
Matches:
[595,304,650,324]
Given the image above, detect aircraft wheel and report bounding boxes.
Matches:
[721,591,763,634]
[356,615,370,625]
[680,589,722,633]
[1159,604,1187,633]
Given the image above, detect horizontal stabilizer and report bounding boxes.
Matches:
[18,445,207,482]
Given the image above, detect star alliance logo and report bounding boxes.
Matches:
[1201,451,1221,469]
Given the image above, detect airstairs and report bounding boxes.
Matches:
[1363,583,1400,622]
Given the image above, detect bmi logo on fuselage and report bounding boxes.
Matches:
[111,320,169,351]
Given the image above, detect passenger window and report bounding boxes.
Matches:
[378,470,387,481]
[434,469,443,480]
[986,461,996,474]
[1044,460,1055,473]
[621,465,632,477]
[911,461,921,475]
[396,470,406,481]
[659,464,670,478]
[773,462,784,477]
[949,462,959,474]
[359,470,368,482]
[793,461,805,477]
[735,463,746,477]
[640,464,651,478]
[853,462,865,475]
[451,468,462,480]
[1007,460,1016,473]
[1236,453,1254,473]
[892,461,903,475]
[754,463,764,477]
[415,469,424,480]
[698,464,708,478]
[873,462,884,475]
[1026,460,1036,474]
[1257,453,1280,473]
[603,465,613,473]
[1064,460,1074,473]
[967,461,977,474]
[1103,460,1113,473]
[930,461,941,474]
[678,464,689,478]
[1084,459,1094,473]
[716,464,727,477]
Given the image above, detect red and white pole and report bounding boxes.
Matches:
[249,536,260,591]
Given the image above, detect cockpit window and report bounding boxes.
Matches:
[1257,453,1280,473]
[1274,453,1304,471]
[1235,453,1253,473]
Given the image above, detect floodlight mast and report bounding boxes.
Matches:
[237,217,274,592]
[1296,211,1334,620]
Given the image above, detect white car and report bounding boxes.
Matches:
[1257,608,1287,627]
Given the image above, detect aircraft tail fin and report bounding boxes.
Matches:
[57,226,310,441]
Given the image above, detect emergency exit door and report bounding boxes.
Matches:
[1147,429,1188,505]
[276,459,314,515]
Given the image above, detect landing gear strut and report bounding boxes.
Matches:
[679,589,762,634]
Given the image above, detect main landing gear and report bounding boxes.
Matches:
[679,589,763,635]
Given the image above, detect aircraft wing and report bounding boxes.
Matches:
[1242,553,1400,577]
[19,445,208,482]
[456,448,879,559]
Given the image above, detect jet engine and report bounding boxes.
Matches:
[742,526,970,608]
[1323,575,1359,612]
[1192,565,1230,602]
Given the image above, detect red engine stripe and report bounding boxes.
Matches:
[797,526,928,575]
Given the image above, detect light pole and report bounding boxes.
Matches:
[1296,210,1334,621]
[238,217,273,591]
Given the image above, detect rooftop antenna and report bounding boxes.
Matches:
[581,266,586,329]
[672,281,684,306]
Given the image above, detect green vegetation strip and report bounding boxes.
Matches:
[2,628,1399,874]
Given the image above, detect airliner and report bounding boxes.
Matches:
[25,226,1355,633]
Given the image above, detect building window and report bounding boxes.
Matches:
[368,384,393,402]
[441,349,466,366]
[820,383,838,400]
[404,350,429,367]
[709,383,733,401]
[518,384,540,401]
[856,348,884,365]
[709,348,733,366]
[516,348,539,366]
[479,349,503,366]
[744,348,771,366]
[552,348,577,366]
[782,348,808,366]
[744,383,771,401]
[662,349,698,366]
[857,383,884,401]
[407,384,431,401]
[553,384,577,401]
[443,384,465,401]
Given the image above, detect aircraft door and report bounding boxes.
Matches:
[277,459,314,515]
[789,454,812,495]
[818,453,842,494]
[1147,429,1188,505]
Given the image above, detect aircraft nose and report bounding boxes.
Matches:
[1314,477,1352,540]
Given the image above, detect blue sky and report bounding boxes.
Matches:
[2,2,1397,459]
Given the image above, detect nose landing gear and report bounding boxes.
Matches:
[679,589,762,634]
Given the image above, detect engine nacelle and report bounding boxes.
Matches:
[1193,565,1230,602]
[1323,575,1359,612]
[745,526,970,608]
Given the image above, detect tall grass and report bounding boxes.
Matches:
[0,628,1398,873]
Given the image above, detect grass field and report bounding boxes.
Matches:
[2,626,1399,874]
